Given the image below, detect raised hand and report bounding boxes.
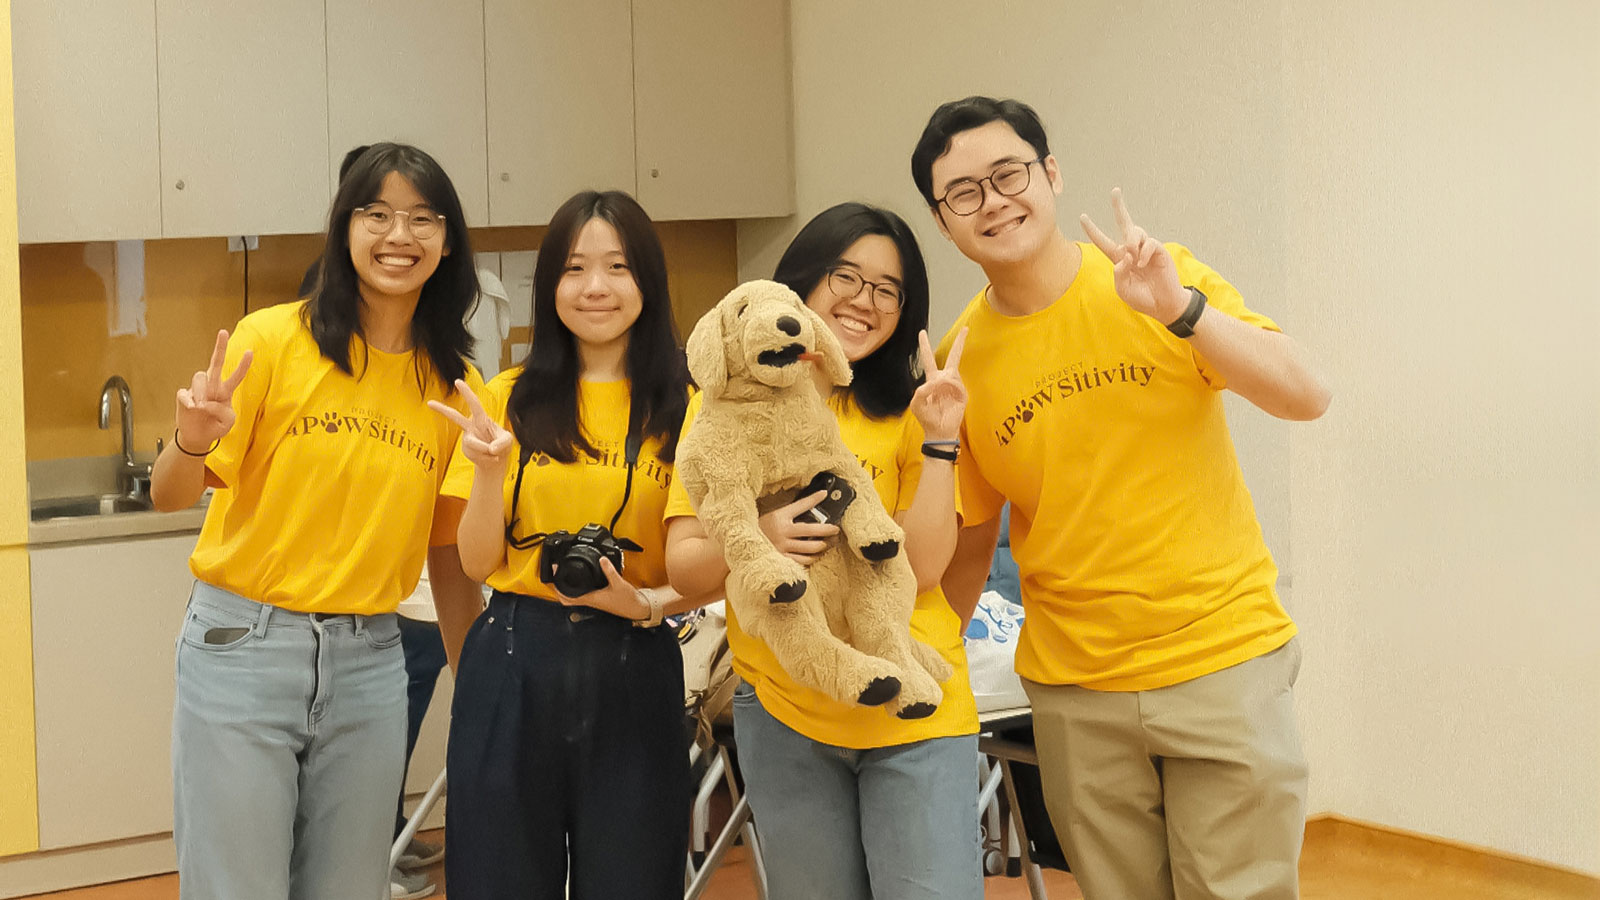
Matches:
[757,490,840,565]
[175,329,253,451]
[1080,188,1189,324]
[910,328,967,442]
[427,380,514,472]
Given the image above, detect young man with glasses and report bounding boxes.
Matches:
[915,96,1330,900]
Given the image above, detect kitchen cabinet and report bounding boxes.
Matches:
[155,0,330,237]
[30,533,196,850]
[632,0,794,220]
[483,0,637,226]
[326,0,491,226]
[10,0,163,242]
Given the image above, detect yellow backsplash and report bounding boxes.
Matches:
[20,221,737,462]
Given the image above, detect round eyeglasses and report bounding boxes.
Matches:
[826,267,904,313]
[353,204,445,240]
[935,158,1044,217]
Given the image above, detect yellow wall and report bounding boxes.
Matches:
[20,221,737,462]
[0,0,42,858]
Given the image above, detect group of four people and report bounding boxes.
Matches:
[151,94,1330,900]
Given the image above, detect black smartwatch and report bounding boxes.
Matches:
[1166,286,1207,338]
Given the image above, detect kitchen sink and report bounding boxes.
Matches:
[30,493,155,521]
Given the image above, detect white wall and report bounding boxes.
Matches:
[751,0,1600,874]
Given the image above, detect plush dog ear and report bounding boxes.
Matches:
[685,301,730,397]
[800,302,853,387]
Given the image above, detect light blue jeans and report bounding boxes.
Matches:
[732,682,983,900]
[172,581,406,900]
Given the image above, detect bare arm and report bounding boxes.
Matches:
[663,493,838,598]
[941,516,1002,628]
[426,542,482,672]
[1080,189,1331,421]
[896,328,967,593]
[1186,312,1331,421]
[895,454,957,594]
[455,458,509,582]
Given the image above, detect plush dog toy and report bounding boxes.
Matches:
[676,280,950,719]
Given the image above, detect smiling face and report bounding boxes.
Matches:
[928,119,1064,269]
[347,171,448,308]
[802,233,904,363]
[554,216,644,357]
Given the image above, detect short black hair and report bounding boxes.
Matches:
[507,190,689,464]
[911,96,1051,207]
[304,142,476,391]
[772,202,929,419]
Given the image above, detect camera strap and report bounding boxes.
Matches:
[503,386,644,551]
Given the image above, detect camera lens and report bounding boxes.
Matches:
[552,545,607,596]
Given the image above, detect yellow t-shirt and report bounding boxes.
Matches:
[190,300,482,615]
[937,242,1295,692]
[440,370,675,598]
[665,391,980,750]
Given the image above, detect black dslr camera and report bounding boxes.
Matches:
[795,471,856,526]
[539,524,643,597]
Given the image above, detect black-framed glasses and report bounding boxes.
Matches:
[935,158,1044,216]
[826,267,904,313]
[353,203,445,240]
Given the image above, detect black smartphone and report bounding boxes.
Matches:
[203,626,250,645]
[796,471,856,526]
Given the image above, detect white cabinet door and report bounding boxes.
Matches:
[11,0,163,242]
[155,0,330,237]
[483,0,636,226]
[632,0,794,220]
[326,0,490,227]
[31,533,199,850]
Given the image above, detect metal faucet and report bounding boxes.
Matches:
[98,375,146,496]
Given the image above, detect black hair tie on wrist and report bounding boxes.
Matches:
[921,442,959,462]
[173,428,219,457]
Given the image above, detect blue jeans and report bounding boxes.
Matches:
[172,581,406,900]
[732,682,983,900]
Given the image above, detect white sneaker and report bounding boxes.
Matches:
[390,867,435,900]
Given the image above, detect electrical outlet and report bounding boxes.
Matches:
[227,235,260,252]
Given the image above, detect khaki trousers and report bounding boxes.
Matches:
[1022,639,1308,900]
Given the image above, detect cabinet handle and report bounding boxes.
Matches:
[650,168,660,179]
[500,172,510,182]
[174,179,186,190]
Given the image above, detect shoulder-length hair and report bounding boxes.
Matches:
[303,142,476,391]
[506,190,690,463]
[772,202,930,418]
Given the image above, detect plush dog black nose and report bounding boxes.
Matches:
[776,315,801,336]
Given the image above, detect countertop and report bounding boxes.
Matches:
[28,505,207,546]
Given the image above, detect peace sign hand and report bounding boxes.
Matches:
[427,380,514,473]
[1080,188,1189,325]
[175,329,253,450]
[909,328,968,442]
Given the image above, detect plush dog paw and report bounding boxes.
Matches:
[895,702,937,720]
[856,676,901,706]
[769,580,807,604]
[860,540,900,561]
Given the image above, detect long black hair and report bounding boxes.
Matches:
[772,202,930,418]
[303,142,475,391]
[506,190,690,463]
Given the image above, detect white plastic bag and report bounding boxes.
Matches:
[964,591,1028,713]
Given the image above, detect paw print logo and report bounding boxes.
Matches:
[1014,400,1034,423]
[322,412,340,434]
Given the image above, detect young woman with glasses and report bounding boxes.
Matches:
[150,142,485,900]
[428,189,703,899]
[663,202,983,900]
